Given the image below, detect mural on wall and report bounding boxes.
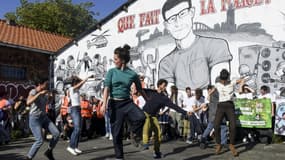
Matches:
[54,51,108,98]
[130,28,174,86]
[54,0,285,99]
[87,29,110,49]
[158,0,232,90]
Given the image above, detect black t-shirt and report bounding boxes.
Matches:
[143,89,187,116]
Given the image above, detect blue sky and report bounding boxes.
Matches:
[0,0,128,20]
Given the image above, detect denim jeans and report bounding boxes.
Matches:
[69,106,82,149]
[0,121,10,143]
[27,115,59,158]
[188,115,203,140]
[202,121,227,144]
[105,110,111,134]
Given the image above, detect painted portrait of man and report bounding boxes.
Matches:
[158,0,232,90]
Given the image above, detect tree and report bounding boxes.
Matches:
[5,0,98,37]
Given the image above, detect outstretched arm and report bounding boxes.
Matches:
[244,85,255,93]
[164,96,187,115]
[27,90,48,106]
[73,75,93,90]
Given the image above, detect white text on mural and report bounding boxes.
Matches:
[200,0,271,15]
[118,9,160,33]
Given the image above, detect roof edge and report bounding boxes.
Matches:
[0,19,72,40]
[0,41,53,55]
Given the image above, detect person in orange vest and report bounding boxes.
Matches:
[90,96,106,138]
[60,89,70,140]
[0,91,11,145]
[80,94,92,138]
[90,96,98,139]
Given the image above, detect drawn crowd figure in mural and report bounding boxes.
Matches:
[275,61,285,83]
[102,56,108,73]
[91,54,105,79]
[238,64,257,90]
[140,48,159,86]
[55,59,66,82]
[158,0,232,90]
[66,55,77,77]
[75,54,84,74]
[81,52,92,72]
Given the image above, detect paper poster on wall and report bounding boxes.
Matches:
[234,98,272,128]
[275,99,285,135]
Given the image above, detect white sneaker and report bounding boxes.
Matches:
[186,140,193,144]
[74,148,82,154]
[197,134,202,141]
[109,134,113,140]
[242,137,248,143]
[67,147,78,156]
[105,133,110,138]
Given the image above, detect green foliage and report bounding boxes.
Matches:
[7,0,97,37]
[4,12,17,21]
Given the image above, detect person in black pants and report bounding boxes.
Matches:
[100,45,147,160]
[214,69,244,157]
[142,79,190,158]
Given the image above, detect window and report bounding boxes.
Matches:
[0,65,26,80]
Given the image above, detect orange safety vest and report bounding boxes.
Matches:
[80,100,92,118]
[92,102,104,119]
[60,96,69,116]
[0,99,8,109]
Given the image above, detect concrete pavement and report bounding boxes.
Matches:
[0,137,285,160]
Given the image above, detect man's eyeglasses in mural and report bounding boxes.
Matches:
[165,8,191,24]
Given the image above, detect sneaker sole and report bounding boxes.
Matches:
[66,148,78,156]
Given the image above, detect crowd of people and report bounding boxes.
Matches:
[1,45,284,160]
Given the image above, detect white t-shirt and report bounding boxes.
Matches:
[69,87,80,107]
[235,92,253,99]
[169,92,184,112]
[183,96,205,119]
[194,97,205,119]
[258,93,275,102]
[183,96,195,112]
[215,80,236,102]
[136,96,146,109]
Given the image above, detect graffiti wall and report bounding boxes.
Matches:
[55,0,285,98]
[0,81,35,100]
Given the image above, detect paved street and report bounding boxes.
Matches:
[0,137,285,160]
